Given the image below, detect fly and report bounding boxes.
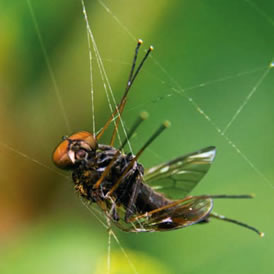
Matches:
[53,40,263,237]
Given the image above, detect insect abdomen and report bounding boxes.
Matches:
[134,182,171,213]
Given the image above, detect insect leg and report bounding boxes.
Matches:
[93,150,120,189]
[96,40,152,142]
[109,199,119,221]
[106,121,170,197]
[119,111,149,150]
[129,194,256,223]
[109,44,153,146]
[128,196,196,222]
[209,212,264,237]
[124,176,142,223]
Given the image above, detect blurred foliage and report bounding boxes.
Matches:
[95,250,170,274]
[0,0,273,274]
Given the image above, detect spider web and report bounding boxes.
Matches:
[92,0,273,188]
[78,1,273,272]
[1,0,273,273]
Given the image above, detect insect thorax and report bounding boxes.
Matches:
[72,144,144,203]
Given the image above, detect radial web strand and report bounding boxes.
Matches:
[81,0,134,153]
[0,1,272,274]
[26,0,71,134]
[96,0,273,189]
[222,64,272,134]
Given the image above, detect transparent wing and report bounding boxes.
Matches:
[143,146,216,200]
[126,197,213,232]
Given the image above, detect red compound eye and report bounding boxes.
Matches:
[53,131,97,169]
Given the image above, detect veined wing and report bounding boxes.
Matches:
[127,197,213,232]
[144,146,216,200]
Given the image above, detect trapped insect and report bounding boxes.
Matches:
[53,40,263,236]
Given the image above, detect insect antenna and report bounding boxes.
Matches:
[106,121,170,197]
[210,212,264,237]
[119,111,149,150]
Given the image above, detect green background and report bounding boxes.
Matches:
[0,0,273,273]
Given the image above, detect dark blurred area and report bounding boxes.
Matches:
[0,1,273,273]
